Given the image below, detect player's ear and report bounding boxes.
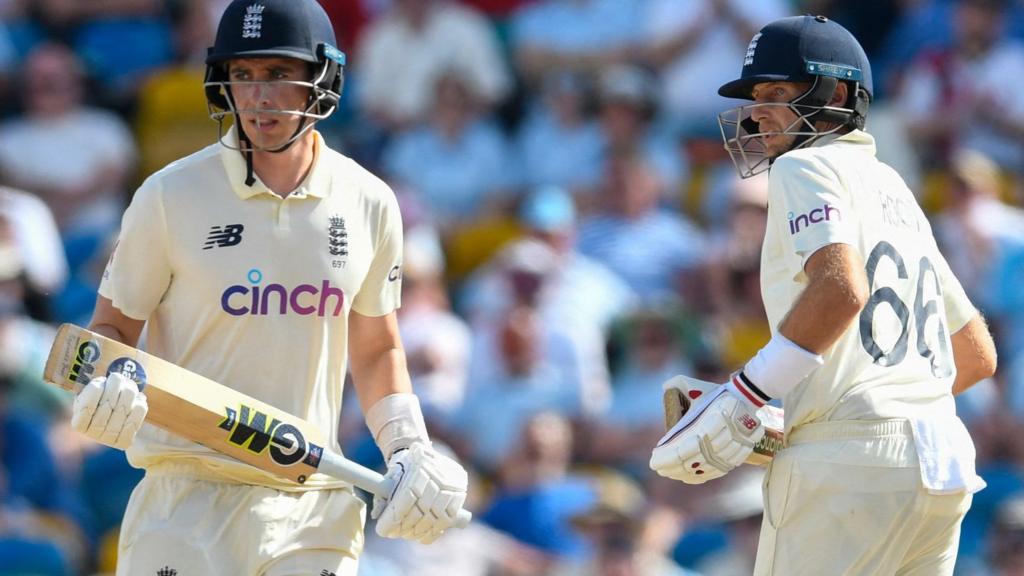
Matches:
[830,82,849,107]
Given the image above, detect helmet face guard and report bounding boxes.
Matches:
[204,0,345,155]
[718,76,857,178]
[204,49,344,152]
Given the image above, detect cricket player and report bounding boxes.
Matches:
[66,1,469,574]
[649,15,998,575]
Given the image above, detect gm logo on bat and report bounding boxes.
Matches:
[218,404,325,483]
[68,340,101,384]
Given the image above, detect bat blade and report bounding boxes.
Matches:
[43,324,471,526]
[662,376,784,466]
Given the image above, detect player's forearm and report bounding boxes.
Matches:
[350,348,414,412]
[779,257,868,354]
[950,314,998,395]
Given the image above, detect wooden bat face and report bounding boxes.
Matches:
[44,323,328,484]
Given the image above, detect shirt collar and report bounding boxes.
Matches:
[810,129,876,156]
[219,125,331,200]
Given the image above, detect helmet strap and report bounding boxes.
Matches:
[236,121,257,186]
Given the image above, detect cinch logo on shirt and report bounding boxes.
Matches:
[221,269,345,317]
[788,203,841,235]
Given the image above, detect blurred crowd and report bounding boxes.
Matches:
[2,0,1024,574]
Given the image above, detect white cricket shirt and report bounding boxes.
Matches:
[100,127,404,489]
[761,130,976,434]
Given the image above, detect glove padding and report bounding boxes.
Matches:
[371,442,469,544]
[71,372,148,450]
[650,383,764,484]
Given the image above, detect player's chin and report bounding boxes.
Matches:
[240,124,294,150]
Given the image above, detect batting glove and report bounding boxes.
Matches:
[371,442,469,544]
[71,371,148,450]
[650,381,765,484]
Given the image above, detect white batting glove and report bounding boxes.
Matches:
[650,382,764,484]
[371,442,469,544]
[71,372,148,450]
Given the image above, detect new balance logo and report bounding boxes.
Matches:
[320,571,337,576]
[204,224,245,250]
[157,567,177,576]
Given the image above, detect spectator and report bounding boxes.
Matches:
[461,185,636,337]
[987,493,1024,575]
[895,0,1024,173]
[510,0,645,89]
[934,149,1024,306]
[30,0,172,105]
[0,212,64,420]
[686,468,765,576]
[552,469,693,576]
[0,186,67,302]
[640,0,789,136]
[0,43,135,240]
[702,174,772,370]
[382,70,519,229]
[581,307,697,469]
[457,299,604,471]
[516,71,604,194]
[398,224,472,425]
[356,0,512,129]
[595,64,687,202]
[134,0,218,181]
[481,412,595,564]
[0,342,90,575]
[576,150,706,303]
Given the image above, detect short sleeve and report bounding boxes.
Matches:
[98,178,172,320]
[352,189,404,316]
[769,154,860,269]
[932,246,977,333]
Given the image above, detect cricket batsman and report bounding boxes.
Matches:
[66,1,469,573]
[649,15,998,575]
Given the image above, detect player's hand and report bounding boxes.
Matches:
[371,442,469,544]
[71,372,148,450]
[649,380,764,484]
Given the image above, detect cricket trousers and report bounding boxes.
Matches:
[753,418,973,576]
[116,465,366,576]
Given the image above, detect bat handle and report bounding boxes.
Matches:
[318,450,472,528]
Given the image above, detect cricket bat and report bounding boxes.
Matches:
[43,323,471,527]
[662,375,784,466]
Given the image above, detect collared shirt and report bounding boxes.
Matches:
[100,127,404,489]
[761,130,976,432]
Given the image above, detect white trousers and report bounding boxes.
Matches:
[116,470,366,576]
[754,419,973,576]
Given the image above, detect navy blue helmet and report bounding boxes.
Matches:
[204,0,346,155]
[719,15,872,104]
[717,15,872,177]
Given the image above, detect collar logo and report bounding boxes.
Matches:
[744,32,762,67]
[242,3,265,39]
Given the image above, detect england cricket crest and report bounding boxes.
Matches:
[328,214,348,268]
[242,3,265,39]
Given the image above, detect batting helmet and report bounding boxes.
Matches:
[717,15,872,177]
[204,0,345,160]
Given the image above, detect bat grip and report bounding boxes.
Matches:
[318,450,472,528]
